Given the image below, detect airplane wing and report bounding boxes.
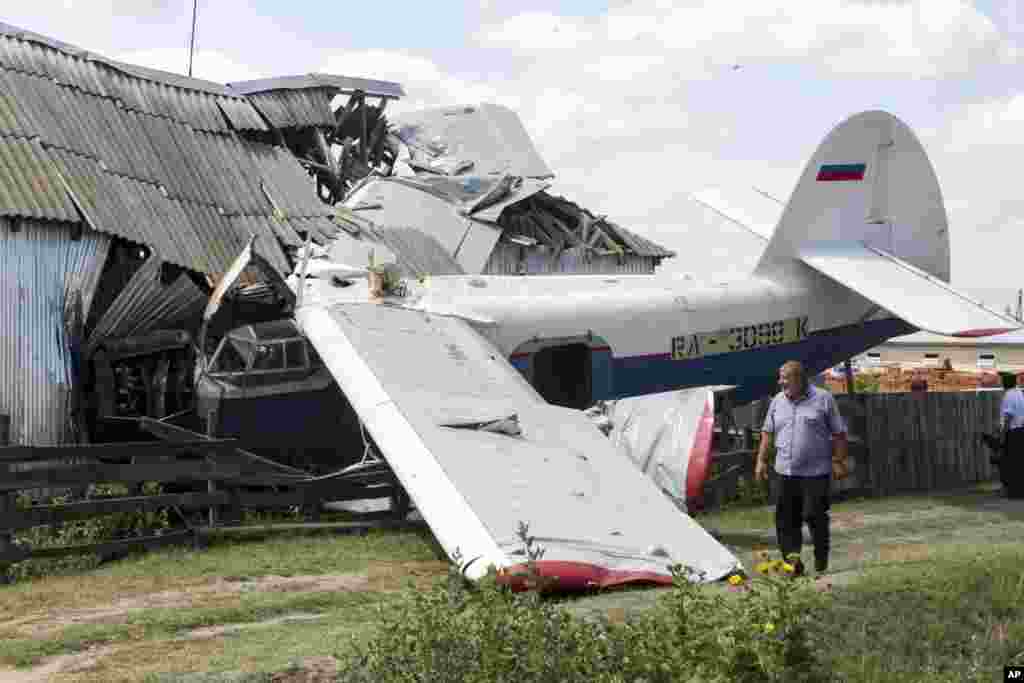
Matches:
[295,302,740,588]
[689,186,783,242]
[799,241,1020,337]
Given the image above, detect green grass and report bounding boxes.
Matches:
[813,543,1024,681]
[93,527,438,580]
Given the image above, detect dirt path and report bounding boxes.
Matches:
[0,560,448,682]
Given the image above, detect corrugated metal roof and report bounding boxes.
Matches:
[0,135,78,221]
[242,141,325,217]
[228,73,405,99]
[228,214,291,274]
[0,24,363,276]
[243,88,336,129]
[216,95,267,132]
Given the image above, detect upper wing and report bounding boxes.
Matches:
[296,302,740,586]
[799,241,1020,337]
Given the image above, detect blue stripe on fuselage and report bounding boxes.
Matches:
[606,317,914,404]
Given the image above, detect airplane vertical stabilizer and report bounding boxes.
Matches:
[756,111,950,283]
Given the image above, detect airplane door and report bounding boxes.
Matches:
[532,343,593,410]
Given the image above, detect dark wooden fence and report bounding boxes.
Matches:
[701,391,1002,510]
[853,391,1000,494]
[0,417,408,578]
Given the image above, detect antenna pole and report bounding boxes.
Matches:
[187,0,198,77]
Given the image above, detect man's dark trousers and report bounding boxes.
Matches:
[776,474,831,566]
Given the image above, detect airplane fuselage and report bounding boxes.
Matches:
[292,262,905,407]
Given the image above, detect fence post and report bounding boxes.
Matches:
[205,410,217,528]
[0,414,12,583]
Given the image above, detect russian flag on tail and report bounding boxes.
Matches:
[816,163,866,182]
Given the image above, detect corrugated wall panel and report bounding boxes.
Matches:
[0,218,108,445]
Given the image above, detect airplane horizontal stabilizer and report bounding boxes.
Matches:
[799,241,1020,338]
[296,302,740,589]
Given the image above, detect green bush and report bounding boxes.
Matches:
[8,482,172,581]
[336,526,829,682]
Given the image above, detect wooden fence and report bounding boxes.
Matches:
[0,417,408,579]
[701,390,1002,509]
[851,391,1000,495]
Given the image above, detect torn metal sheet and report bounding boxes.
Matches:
[390,103,554,179]
[85,255,207,356]
[470,178,550,223]
[454,222,503,274]
[296,302,740,587]
[344,179,472,257]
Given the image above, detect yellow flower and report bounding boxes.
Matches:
[727,574,744,586]
[781,562,795,574]
[755,562,772,575]
[764,622,776,634]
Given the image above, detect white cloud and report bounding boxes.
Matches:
[477,12,594,50]
[479,0,1016,80]
[112,47,267,85]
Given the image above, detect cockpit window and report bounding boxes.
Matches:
[251,343,285,371]
[209,338,247,373]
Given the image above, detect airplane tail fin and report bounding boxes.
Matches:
[756,111,1020,337]
[755,110,950,282]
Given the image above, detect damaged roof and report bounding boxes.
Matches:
[0,22,353,276]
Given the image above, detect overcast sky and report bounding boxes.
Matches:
[6,1,1024,308]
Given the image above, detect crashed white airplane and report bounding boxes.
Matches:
[213,109,1019,590]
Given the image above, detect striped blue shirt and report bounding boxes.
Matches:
[763,385,847,477]
[1001,388,1024,431]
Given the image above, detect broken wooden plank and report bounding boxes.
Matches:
[0,462,247,491]
[0,440,238,464]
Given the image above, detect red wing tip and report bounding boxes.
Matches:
[950,328,1017,338]
[495,560,673,592]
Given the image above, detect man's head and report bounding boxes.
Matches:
[779,360,807,399]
